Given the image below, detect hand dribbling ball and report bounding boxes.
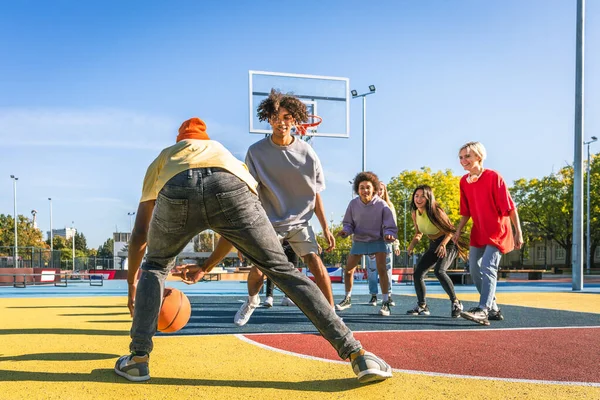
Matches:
[158,288,191,333]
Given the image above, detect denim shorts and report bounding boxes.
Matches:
[350,240,387,255]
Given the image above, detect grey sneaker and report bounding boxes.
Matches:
[351,351,393,383]
[335,296,352,311]
[379,301,391,316]
[488,308,504,321]
[234,298,259,326]
[460,307,490,326]
[406,303,430,316]
[114,353,150,382]
[451,300,463,318]
[368,295,378,306]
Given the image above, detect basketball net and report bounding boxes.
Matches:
[295,115,322,141]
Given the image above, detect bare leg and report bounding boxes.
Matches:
[247,265,265,296]
[304,253,334,306]
[344,255,361,294]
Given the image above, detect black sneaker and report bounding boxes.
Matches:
[388,295,396,307]
[488,308,504,321]
[114,353,150,382]
[379,301,391,316]
[351,350,393,383]
[451,300,463,318]
[460,307,490,326]
[368,295,378,306]
[406,303,430,316]
[335,296,352,311]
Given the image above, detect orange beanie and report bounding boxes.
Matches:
[176,117,210,142]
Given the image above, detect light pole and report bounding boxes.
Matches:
[585,136,598,274]
[71,221,76,271]
[351,86,376,271]
[127,212,136,233]
[10,175,18,268]
[351,85,376,172]
[48,198,53,268]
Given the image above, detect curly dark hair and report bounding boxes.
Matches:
[257,89,309,123]
[352,171,380,195]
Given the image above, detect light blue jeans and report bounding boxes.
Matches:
[130,168,361,359]
[468,245,502,311]
[367,243,393,295]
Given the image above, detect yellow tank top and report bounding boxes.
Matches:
[416,211,440,236]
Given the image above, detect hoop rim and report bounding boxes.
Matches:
[296,115,322,136]
[298,115,322,128]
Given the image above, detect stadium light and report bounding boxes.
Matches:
[10,175,18,268]
[584,136,598,274]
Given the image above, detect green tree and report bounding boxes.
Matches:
[74,231,88,253]
[194,231,219,252]
[316,222,352,265]
[386,167,463,254]
[97,238,114,258]
[511,166,573,267]
[0,214,47,254]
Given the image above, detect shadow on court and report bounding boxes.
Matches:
[0,369,365,391]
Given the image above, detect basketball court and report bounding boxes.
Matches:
[0,279,598,400]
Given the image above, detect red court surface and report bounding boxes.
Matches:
[244,327,600,384]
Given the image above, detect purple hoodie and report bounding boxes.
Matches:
[342,196,398,242]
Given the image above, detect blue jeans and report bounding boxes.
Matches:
[468,245,502,310]
[367,243,393,295]
[130,168,361,359]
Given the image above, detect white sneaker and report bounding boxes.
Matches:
[281,296,296,306]
[234,298,259,326]
[264,296,274,308]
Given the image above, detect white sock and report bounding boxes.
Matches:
[249,294,260,305]
[346,292,352,297]
[383,293,389,302]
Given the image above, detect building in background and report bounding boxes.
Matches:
[46,227,76,241]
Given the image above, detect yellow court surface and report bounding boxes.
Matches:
[0,293,598,400]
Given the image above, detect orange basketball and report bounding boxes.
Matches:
[158,288,191,333]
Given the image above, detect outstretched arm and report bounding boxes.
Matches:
[176,236,235,284]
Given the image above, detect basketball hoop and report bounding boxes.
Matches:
[296,115,322,136]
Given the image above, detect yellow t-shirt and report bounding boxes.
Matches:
[140,140,258,202]
[416,210,440,236]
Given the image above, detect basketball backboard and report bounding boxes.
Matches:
[248,70,350,138]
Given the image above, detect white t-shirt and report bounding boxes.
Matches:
[245,136,325,231]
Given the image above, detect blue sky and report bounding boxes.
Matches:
[1,0,599,249]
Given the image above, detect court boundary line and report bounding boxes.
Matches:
[234,334,600,388]
[154,325,600,339]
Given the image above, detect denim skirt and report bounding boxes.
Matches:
[350,240,387,255]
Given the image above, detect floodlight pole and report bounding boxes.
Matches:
[10,175,18,268]
[585,136,597,274]
[351,87,376,172]
[572,0,585,291]
[72,221,76,271]
[49,198,53,268]
[128,212,136,233]
[351,86,376,273]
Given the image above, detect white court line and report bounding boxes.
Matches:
[234,332,600,388]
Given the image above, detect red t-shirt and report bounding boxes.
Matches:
[459,169,516,254]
